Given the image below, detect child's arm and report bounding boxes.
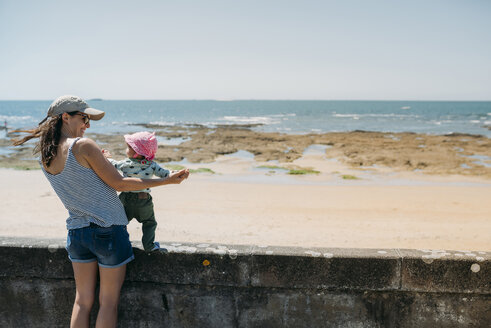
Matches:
[152,162,171,178]
[77,138,189,191]
[101,148,128,171]
[105,156,125,171]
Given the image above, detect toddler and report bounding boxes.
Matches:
[104,131,180,252]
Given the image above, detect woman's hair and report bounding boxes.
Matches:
[12,111,78,167]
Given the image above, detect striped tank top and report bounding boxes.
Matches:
[41,138,128,230]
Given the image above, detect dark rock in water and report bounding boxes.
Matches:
[215,123,263,129]
[443,132,484,138]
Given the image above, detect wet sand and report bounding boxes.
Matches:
[1,125,490,251]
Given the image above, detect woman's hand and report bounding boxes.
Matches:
[101,149,112,158]
[166,169,190,184]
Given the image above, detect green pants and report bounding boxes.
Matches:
[119,192,157,252]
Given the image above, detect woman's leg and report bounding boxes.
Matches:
[95,264,127,328]
[71,261,98,328]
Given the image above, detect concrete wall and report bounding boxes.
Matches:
[0,237,489,327]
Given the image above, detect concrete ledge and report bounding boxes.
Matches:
[0,237,489,327]
[400,249,489,293]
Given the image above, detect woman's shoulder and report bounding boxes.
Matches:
[72,137,101,155]
[72,137,97,146]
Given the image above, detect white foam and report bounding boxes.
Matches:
[0,115,34,122]
[148,121,176,126]
[332,114,360,118]
[332,113,418,119]
[220,116,280,125]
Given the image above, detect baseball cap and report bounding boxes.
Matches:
[39,95,105,125]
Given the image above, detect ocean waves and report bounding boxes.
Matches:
[332,113,420,119]
[1,100,490,137]
[219,115,288,125]
[0,114,36,124]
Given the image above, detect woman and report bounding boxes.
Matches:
[14,95,189,327]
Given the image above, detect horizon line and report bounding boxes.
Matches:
[1,98,491,102]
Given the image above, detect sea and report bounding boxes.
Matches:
[1,100,490,138]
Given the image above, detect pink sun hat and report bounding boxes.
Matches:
[124,131,158,161]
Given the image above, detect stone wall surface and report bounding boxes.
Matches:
[0,237,489,328]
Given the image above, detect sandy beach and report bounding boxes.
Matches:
[1,126,490,251]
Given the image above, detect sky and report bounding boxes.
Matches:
[0,0,490,100]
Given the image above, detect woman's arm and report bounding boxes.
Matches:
[77,138,189,191]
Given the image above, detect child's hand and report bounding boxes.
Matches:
[101,149,112,158]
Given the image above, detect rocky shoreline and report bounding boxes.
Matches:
[2,124,491,178]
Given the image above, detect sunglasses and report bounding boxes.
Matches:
[74,113,90,125]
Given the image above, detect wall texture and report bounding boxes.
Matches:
[0,237,489,327]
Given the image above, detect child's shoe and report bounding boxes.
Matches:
[150,242,160,252]
[148,242,168,253]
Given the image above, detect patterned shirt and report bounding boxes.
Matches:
[108,158,170,193]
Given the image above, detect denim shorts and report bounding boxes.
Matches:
[66,223,134,268]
